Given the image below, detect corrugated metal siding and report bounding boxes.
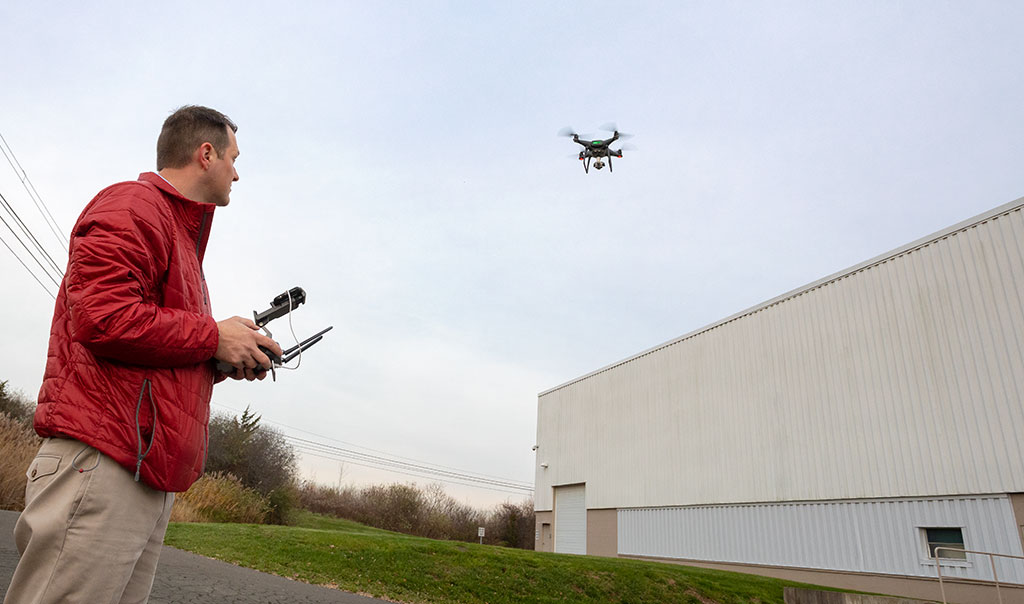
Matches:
[554,484,586,554]
[535,202,1024,511]
[618,496,1024,583]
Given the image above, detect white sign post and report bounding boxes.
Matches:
[478,527,485,545]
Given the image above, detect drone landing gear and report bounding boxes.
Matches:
[607,150,623,173]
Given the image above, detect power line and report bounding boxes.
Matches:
[0,230,56,300]
[290,444,532,496]
[0,189,63,278]
[0,190,64,279]
[0,202,62,294]
[211,401,531,485]
[211,401,533,495]
[283,434,533,492]
[0,131,68,251]
[0,130,68,301]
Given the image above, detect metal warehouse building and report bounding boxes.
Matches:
[534,198,1024,601]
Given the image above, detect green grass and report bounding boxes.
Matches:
[163,511,844,604]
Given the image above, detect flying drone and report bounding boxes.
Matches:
[558,123,634,173]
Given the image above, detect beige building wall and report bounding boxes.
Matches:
[534,511,553,552]
[585,509,617,557]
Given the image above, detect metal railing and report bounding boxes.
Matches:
[933,546,1024,604]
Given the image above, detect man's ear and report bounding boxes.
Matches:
[196,142,215,170]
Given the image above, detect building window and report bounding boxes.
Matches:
[923,527,966,560]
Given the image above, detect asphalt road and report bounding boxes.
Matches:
[0,510,391,603]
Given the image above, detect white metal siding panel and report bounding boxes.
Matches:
[555,484,586,554]
[618,496,1024,583]
[535,203,1024,511]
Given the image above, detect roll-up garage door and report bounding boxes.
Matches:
[554,484,586,554]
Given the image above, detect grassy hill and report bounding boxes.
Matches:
[164,511,851,604]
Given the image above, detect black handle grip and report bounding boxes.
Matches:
[215,344,279,374]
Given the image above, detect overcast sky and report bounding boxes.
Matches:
[1,2,1023,508]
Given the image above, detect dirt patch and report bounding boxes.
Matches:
[685,587,720,604]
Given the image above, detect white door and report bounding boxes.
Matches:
[554,484,586,554]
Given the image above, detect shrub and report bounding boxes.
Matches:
[0,380,35,426]
[170,472,269,524]
[265,483,299,525]
[206,408,296,497]
[0,412,41,511]
[297,482,364,519]
[486,499,536,549]
[362,483,426,533]
[421,482,482,542]
[296,480,535,549]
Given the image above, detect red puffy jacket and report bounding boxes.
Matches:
[35,172,220,492]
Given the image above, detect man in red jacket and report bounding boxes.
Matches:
[4,106,284,604]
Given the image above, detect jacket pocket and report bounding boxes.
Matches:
[27,454,61,482]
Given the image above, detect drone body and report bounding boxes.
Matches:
[558,123,633,173]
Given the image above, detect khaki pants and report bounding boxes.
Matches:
[4,438,174,604]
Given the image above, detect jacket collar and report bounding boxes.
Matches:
[139,171,208,204]
[138,172,216,260]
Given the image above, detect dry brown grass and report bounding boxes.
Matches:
[1,411,270,526]
[171,472,269,524]
[0,413,41,511]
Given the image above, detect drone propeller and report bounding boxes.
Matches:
[621,143,638,151]
[599,122,635,140]
[557,126,578,137]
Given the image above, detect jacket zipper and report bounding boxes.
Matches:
[195,211,212,475]
[196,212,210,310]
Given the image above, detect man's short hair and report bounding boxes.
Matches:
[156,105,237,170]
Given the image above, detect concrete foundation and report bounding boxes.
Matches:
[628,555,1024,604]
[784,587,935,604]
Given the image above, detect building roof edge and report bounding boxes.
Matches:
[539,195,1024,398]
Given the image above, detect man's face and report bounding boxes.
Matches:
[206,127,239,206]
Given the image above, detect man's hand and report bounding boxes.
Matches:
[215,316,284,382]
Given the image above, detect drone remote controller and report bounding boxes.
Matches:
[216,286,333,381]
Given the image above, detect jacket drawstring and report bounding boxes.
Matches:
[70,445,100,473]
[135,379,157,482]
